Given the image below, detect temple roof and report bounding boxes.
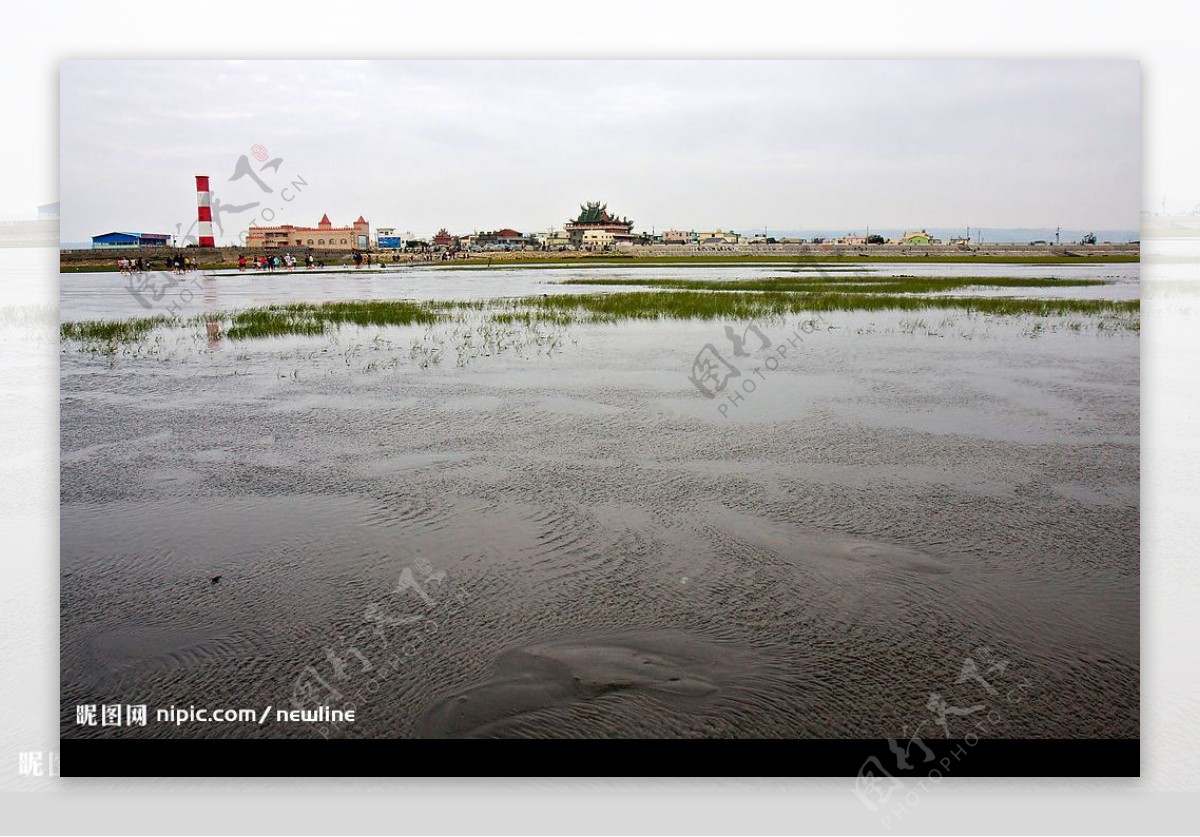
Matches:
[572,201,630,225]
[318,213,332,226]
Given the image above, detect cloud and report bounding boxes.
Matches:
[59,59,1140,241]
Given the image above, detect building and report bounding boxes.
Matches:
[565,201,634,248]
[901,230,933,245]
[581,229,615,250]
[245,213,370,251]
[474,228,534,249]
[841,234,867,246]
[376,227,403,249]
[91,231,171,249]
[662,230,690,245]
[432,228,456,248]
[698,230,741,246]
[543,230,571,249]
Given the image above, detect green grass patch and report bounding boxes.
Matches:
[223,300,441,339]
[61,286,1139,349]
[59,316,170,342]
[514,290,1139,322]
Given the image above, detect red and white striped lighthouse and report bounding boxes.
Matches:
[195,175,215,247]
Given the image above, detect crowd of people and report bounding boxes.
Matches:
[117,248,413,277]
[234,249,390,271]
[237,252,319,271]
[116,254,197,274]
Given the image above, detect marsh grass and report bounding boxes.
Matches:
[223,301,441,340]
[512,289,1139,322]
[60,316,170,342]
[61,280,1140,352]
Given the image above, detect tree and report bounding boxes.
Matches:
[866,234,885,245]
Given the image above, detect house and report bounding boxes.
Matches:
[581,229,615,250]
[901,230,933,245]
[474,228,534,249]
[544,230,572,249]
[662,230,691,245]
[698,230,741,246]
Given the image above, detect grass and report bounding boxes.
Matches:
[223,301,441,340]
[512,290,1139,322]
[60,316,170,342]
[61,282,1140,347]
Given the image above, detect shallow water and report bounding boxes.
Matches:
[59,261,1140,321]
[60,282,1139,738]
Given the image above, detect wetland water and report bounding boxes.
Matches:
[60,262,1139,739]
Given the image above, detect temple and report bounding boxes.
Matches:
[564,201,635,248]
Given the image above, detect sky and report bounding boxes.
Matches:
[58,60,1141,244]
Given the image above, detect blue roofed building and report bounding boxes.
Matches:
[91,231,172,248]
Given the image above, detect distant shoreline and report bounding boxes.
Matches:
[59,242,1140,272]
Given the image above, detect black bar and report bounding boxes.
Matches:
[61,738,1139,778]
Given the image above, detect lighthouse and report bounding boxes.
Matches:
[195,175,215,248]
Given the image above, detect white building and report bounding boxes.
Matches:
[581,229,615,250]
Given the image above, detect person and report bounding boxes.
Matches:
[237,254,247,271]
[306,253,314,269]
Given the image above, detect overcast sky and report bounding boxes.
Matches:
[59,60,1140,243]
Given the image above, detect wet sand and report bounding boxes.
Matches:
[60,279,1138,739]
